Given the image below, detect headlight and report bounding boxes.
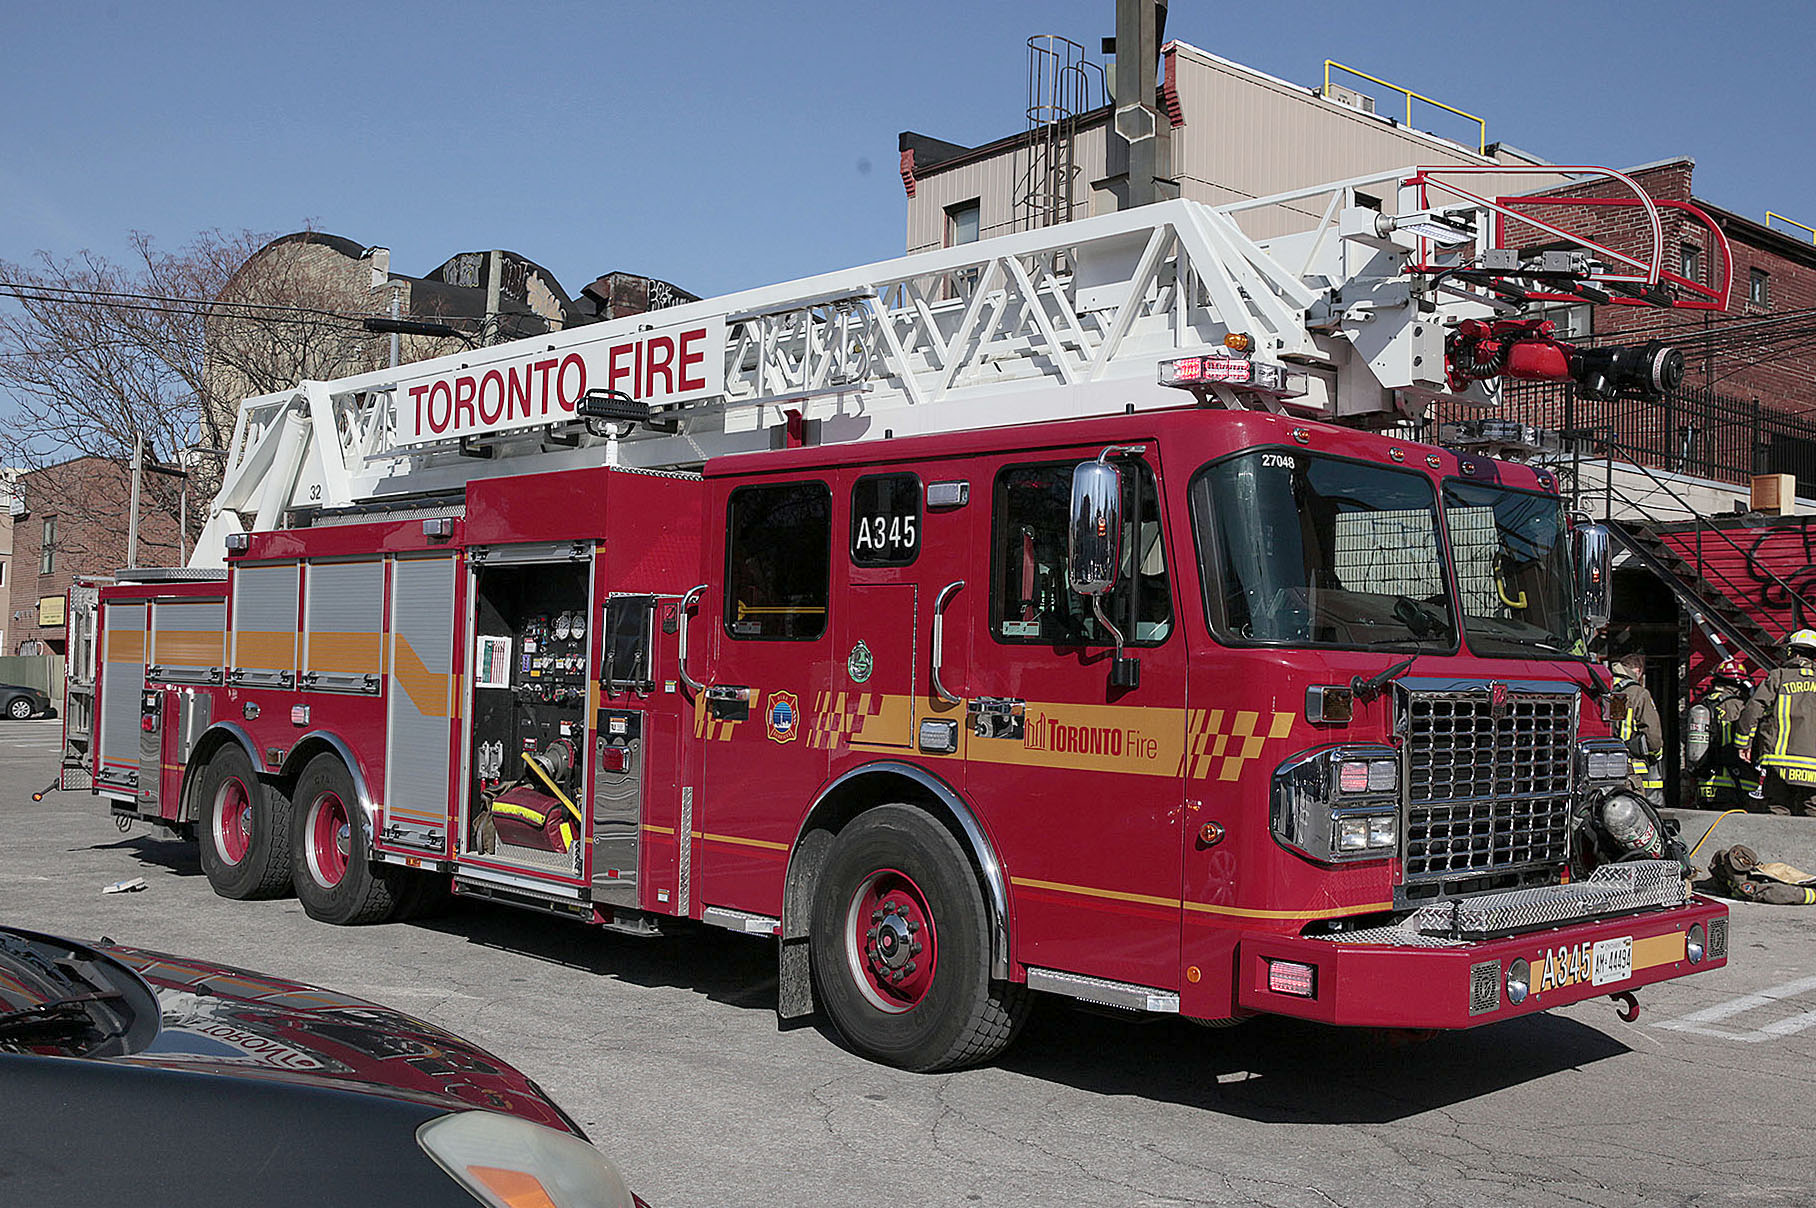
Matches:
[1506,957,1531,1005]
[1579,740,1630,785]
[418,1111,636,1208]
[1273,745,1400,863]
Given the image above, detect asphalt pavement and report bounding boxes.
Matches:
[4,717,1814,1207]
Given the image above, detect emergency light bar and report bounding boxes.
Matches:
[1158,354,1308,399]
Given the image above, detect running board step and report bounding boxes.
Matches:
[1025,966,1180,1013]
[701,906,781,936]
[452,877,665,936]
[454,876,593,920]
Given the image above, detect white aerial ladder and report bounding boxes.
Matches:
[195,163,1712,566]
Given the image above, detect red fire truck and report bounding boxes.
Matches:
[61,166,1733,1070]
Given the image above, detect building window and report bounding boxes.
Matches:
[0,559,6,586]
[724,481,831,641]
[1534,301,1592,341]
[40,516,56,575]
[1749,267,1770,306]
[945,200,981,248]
[1678,244,1701,283]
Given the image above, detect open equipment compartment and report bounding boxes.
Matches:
[464,552,593,878]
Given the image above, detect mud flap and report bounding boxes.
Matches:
[777,934,816,1021]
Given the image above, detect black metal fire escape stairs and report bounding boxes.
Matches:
[1573,441,1811,671]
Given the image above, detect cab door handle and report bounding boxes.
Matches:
[706,684,751,722]
[932,579,964,704]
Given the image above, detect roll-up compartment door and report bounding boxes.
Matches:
[383,554,456,854]
[98,601,147,795]
[150,598,226,686]
[231,562,299,689]
[304,560,384,694]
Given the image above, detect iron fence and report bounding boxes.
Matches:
[1431,382,1816,498]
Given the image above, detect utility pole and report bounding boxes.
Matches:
[485,250,504,345]
[127,433,143,570]
[1108,0,1171,209]
[365,246,400,368]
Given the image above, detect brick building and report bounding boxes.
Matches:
[7,457,182,655]
[1505,157,1816,410]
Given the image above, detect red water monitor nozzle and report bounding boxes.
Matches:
[1446,318,1684,401]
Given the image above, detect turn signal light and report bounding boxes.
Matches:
[1224,332,1252,353]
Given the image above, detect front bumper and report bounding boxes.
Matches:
[1236,895,1729,1028]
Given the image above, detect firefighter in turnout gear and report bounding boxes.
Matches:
[1611,651,1666,806]
[1687,657,1761,806]
[1737,630,1816,817]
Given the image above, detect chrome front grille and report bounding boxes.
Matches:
[1402,688,1575,883]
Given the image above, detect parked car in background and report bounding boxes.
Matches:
[0,925,645,1207]
[0,681,52,720]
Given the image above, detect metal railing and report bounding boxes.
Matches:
[1766,211,1816,243]
[1435,380,1816,498]
[1322,61,1487,154]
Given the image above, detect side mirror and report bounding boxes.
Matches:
[1573,522,1613,631]
[1068,459,1123,597]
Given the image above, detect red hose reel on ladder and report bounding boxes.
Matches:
[1398,164,1728,402]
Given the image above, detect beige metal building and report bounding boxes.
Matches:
[901,40,1564,253]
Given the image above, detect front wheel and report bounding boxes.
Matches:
[290,754,404,925]
[195,745,292,900]
[6,696,35,720]
[810,804,1028,1071]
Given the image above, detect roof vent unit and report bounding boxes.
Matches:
[1324,83,1376,115]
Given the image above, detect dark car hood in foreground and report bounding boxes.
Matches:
[112,940,587,1135]
[0,926,581,1137]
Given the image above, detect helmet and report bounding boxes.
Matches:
[1714,656,1751,683]
[1790,629,1816,655]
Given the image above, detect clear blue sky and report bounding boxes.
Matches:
[2,0,1810,302]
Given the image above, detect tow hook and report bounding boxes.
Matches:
[1610,991,1641,1022]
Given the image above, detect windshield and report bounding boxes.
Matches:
[1190,451,1455,651]
[1443,481,1579,657]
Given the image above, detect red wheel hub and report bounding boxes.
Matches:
[213,778,254,865]
[844,868,938,1013]
[306,791,351,888]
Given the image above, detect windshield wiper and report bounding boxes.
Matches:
[0,991,124,1048]
[1393,596,1452,643]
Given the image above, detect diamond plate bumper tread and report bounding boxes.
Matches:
[1314,860,1690,947]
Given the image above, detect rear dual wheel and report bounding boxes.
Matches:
[196,746,292,900]
[291,754,409,925]
[810,804,1028,1072]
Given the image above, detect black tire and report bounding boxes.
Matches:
[5,696,34,720]
[195,745,293,900]
[289,753,404,925]
[810,804,1028,1072]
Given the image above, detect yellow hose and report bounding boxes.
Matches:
[1687,808,1747,860]
[521,751,584,825]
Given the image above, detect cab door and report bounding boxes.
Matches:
[836,472,925,752]
[694,477,835,917]
[959,448,1187,993]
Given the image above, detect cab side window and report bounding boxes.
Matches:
[989,459,1171,646]
[725,481,831,640]
[850,473,921,566]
